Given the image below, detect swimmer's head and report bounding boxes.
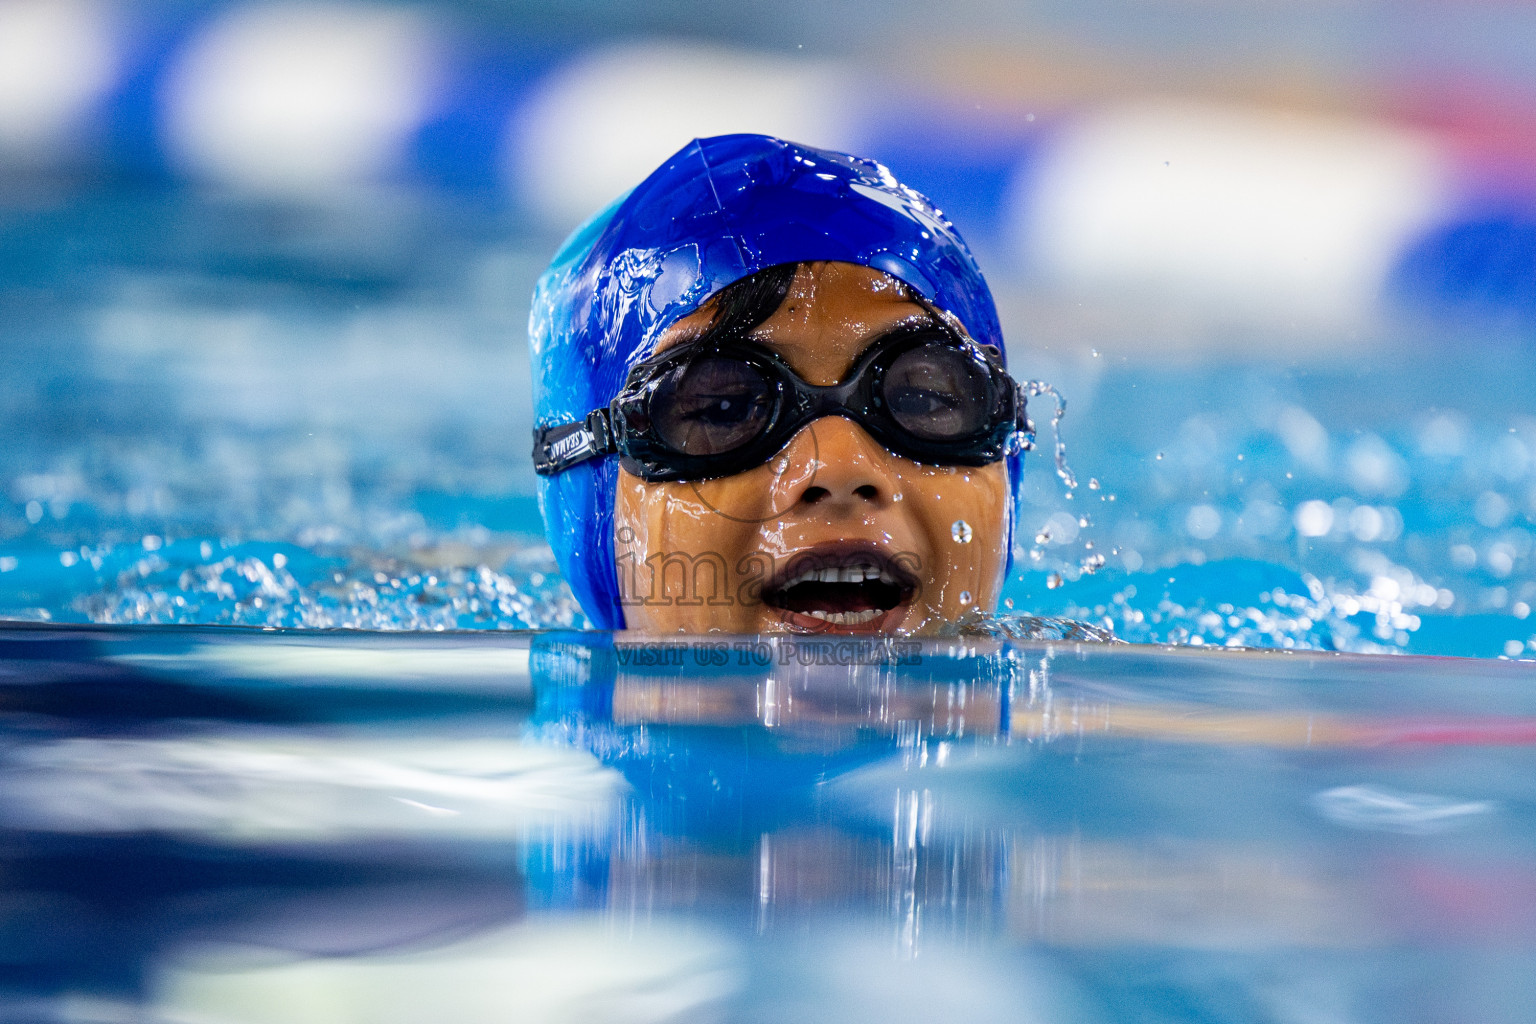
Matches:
[529,134,1026,631]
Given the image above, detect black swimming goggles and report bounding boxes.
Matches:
[533,317,1033,483]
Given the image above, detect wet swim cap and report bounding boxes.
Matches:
[530,133,1014,628]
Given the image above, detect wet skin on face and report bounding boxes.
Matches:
[613,262,1010,635]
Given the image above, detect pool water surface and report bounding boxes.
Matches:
[2,625,1534,1022]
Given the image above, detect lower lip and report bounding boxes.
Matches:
[770,602,911,635]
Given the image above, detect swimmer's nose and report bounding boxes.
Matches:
[781,416,897,512]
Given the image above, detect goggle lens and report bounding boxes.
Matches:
[652,357,774,456]
[881,342,993,442]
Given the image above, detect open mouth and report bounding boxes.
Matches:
[761,546,918,632]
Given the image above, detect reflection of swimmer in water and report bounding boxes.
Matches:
[531,134,1034,635]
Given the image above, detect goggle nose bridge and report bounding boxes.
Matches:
[777,370,875,425]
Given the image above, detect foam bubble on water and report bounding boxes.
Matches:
[1274,406,1329,468]
[1344,434,1408,497]
[68,534,583,630]
[1475,491,1512,529]
[1492,431,1531,481]
[1418,411,1469,458]
[1185,504,1221,540]
[1035,546,1471,653]
[1294,500,1333,538]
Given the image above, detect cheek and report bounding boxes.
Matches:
[897,463,1011,604]
[612,474,765,578]
[899,464,1010,546]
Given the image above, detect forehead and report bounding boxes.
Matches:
[655,262,929,384]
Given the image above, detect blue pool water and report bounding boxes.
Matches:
[4,182,1536,1020]
[2,624,1535,1022]
[4,186,1536,657]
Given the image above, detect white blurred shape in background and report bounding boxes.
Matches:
[1015,101,1451,326]
[511,41,858,231]
[160,2,441,195]
[0,735,625,841]
[0,0,117,156]
[158,917,742,1024]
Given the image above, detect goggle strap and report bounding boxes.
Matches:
[532,408,616,475]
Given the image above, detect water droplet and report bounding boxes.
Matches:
[1029,549,1044,562]
[1034,530,1051,545]
[1154,452,1164,461]
[951,519,973,544]
[1004,597,1014,610]
[1090,348,1100,358]
[1078,516,1091,528]
[959,590,973,605]
[1236,453,1245,461]
[774,459,789,473]
[1047,572,1063,589]
[1087,478,1100,490]
[892,492,903,502]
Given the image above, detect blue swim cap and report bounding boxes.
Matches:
[529,134,1017,628]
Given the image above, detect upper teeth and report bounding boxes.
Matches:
[784,564,895,587]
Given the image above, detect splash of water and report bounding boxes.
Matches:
[1022,381,1077,493]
